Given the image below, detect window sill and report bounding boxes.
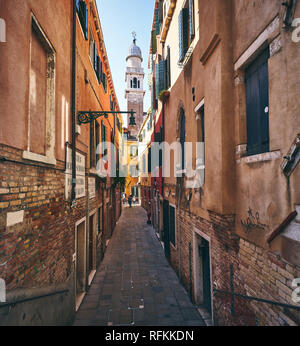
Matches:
[236,150,281,165]
[23,151,56,166]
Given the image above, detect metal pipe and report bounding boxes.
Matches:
[71,0,77,206]
[214,289,300,312]
[0,290,69,309]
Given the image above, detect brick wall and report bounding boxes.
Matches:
[167,204,300,326]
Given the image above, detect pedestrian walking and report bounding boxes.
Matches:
[128,194,133,208]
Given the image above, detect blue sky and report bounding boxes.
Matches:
[96,0,155,125]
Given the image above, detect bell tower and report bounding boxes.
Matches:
[125,32,145,138]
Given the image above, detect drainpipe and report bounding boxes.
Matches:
[86,188,90,291]
[71,0,77,207]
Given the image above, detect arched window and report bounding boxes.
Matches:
[138,80,140,89]
[130,79,133,88]
[133,77,137,88]
[180,109,186,170]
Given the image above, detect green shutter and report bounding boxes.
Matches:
[155,9,160,35]
[85,3,88,40]
[178,8,189,62]
[158,1,163,23]
[102,73,107,93]
[151,30,157,54]
[166,46,171,88]
[189,0,195,41]
[158,60,167,93]
[94,41,97,71]
[155,64,159,99]
[96,56,101,82]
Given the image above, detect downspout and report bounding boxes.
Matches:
[71,0,77,207]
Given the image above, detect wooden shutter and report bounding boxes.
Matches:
[178,8,189,62]
[158,60,166,93]
[245,47,270,155]
[155,64,159,99]
[90,121,95,167]
[155,9,160,35]
[96,56,101,82]
[189,0,195,42]
[84,3,88,40]
[166,46,171,88]
[151,30,157,54]
[163,200,170,259]
[158,0,163,23]
[148,147,152,173]
[95,121,100,164]
[94,41,97,72]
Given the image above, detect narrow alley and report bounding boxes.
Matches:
[73,206,205,326]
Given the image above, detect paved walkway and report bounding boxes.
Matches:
[73,206,205,326]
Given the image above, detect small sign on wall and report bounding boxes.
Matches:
[88,177,96,199]
[65,147,86,200]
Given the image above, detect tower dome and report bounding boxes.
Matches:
[126,35,143,62]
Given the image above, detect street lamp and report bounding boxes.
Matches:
[77,110,136,124]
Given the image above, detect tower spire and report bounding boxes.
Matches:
[131,31,137,44]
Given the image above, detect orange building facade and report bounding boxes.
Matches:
[0,0,122,325]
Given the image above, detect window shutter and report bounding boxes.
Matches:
[166,46,171,88]
[84,3,88,40]
[148,147,152,173]
[178,8,189,62]
[155,64,159,99]
[189,0,195,42]
[96,56,101,82]
[102,73,107,92]
[245,47,270,155]
[151,30,157,54]
[94,41,97,72]
[158,60,167,93]
[155,9,160,35]
[158,1,163,23]
[76,0,80,12]
[180,113,186,169]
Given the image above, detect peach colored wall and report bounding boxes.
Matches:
[0,0,72,162]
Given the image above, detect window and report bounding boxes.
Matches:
[180,110,186,170]
[196,103,205,187]
[89,29,94,62]
[142,155,146,173]
[169,205,176,247]
[166,46,171,89]
[23,14,56,165]
[102,72,107,93]
[154,1,163,36]
[90,120,100,168]
[76,0,88,40]
[245,47,270,156]
[130,146,137,157]
[133,77,137,89]
[101,121,107,158]
[178,0,195,62]
[155,60,167,98]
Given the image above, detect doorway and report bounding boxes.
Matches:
[88,212,96,285]
[76,219,86,310]
[193,231,212,314]
[163,199,170,259]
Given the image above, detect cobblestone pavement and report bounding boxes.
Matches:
[73,206,205,326]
